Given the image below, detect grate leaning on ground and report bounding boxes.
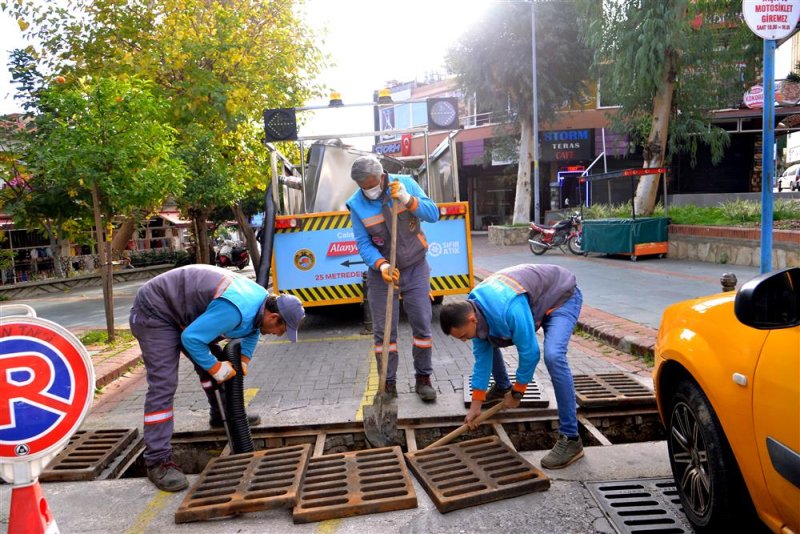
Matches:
[586,478,692,533]
[405,436,550,513]
[174,444,311,524]
[40,429,139,482]
[572,372,655,407]
[462,375,549,408]
[292,447,417,523]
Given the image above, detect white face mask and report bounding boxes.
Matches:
[362,184,383,200]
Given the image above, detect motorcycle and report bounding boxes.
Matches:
[528,213,584,256]
[216,240,250,270]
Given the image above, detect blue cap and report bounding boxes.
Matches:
[276,294,305,342]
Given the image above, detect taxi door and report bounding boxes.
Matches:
[752,326,800,532]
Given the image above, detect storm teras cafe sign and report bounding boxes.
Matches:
[540,129,593,162]
[743,0,800,40]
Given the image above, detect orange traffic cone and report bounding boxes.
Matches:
[8,480,59,534]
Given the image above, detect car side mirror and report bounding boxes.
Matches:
[734,267,800,330]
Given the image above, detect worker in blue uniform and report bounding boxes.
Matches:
[440,264,584,469]
[347,155,440,401]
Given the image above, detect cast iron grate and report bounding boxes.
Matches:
[573,372,655,407]
[40,429,139,482]
[586,478,691,533]
[463,375,549,408]
[405,436,550,513]
[292,446,417,523]
[175,444,311,524]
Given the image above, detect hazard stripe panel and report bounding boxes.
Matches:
[572,373,655,407]
[276,214,351,234]
[283,284,364,304]
[405,436,550,513]
[462,376,549,409]
[430,274,471,291]
[175,444,312,524]
[40,429,139,482]
[293,447,417,523]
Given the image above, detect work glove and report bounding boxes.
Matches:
[380,263,400,286]
[210,361,237,383]
[389,181,412,206]
[241,356,250,376]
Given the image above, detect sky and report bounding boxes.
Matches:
[0,0,490,149]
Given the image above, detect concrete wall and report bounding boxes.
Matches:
[668,225,800,269]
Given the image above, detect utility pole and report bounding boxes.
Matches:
[531,1,541,224]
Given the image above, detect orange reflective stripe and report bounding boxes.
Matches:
[417,234,428,249]
[144,408,173,425]
[493,274,526,294]
[413,337,432,348]
[213,276,233,298]
[363,214,385,227]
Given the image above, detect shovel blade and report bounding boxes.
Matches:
[362,393,399,448]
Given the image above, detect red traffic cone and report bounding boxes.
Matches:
[8,480,59,534]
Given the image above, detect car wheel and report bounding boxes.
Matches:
[667,380,756,532]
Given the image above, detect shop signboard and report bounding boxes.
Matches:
[541,129,594,162]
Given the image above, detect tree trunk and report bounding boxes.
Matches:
[111,215,139,253]
[91,182,115,343]
[231,202,260,271]
[512,118,534,224]
[634,51,677,216]
[49,231,64,279]
[191,208,213,265]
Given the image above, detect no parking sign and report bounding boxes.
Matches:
[0,305,94,478]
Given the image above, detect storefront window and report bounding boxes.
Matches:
[472,173,516,229]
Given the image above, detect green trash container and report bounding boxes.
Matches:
[582,217,669,260]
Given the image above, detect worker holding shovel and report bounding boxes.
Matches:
[347,155,440,402]
[439,264,585,469]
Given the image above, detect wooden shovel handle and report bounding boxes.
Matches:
[426,401,505,449]
[378,200,399,395]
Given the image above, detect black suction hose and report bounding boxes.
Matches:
[218,340,255,453]
[256,181,276,289]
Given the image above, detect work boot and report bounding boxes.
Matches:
[209,412,261,428]
[147,459,189,492]
[385,382,398,399]
[415,375,437,402]
[485,383,511,404]
[541,434,584,469]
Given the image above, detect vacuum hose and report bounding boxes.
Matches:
[219,340,255,453]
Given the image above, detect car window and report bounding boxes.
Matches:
[783,164,800,177]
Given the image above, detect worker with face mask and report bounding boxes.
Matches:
[346,155,440,402]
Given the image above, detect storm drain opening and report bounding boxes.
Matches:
[293,446,417,523]
[586,478,691,534]
[405,436,549,514]
[573,373,655,408]
[462,375,549,408]
[40,429,141,482]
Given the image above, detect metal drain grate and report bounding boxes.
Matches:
[292,447,417,523]
[175,444,311,524]
[573,373,655,407]
[40,429,139,482]
[405,436,550,513]
[586,478,691,534]
[463,375,549,408]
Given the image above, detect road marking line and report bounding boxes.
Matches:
[244,388,258,406]
[354,350,378,422]
[123,489,172,534]
[263,334,370,345]
[317,518,343,533]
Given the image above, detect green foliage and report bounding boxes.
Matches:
[583,200,800,226]
[128,249,187,268]
[79,329,134,346]
[577,0,761,164]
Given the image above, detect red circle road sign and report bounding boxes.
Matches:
[0,318,94,462]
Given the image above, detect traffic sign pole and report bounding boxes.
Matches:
[761,38,775,274]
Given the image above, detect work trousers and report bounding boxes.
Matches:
[492,287,583,437]
[129,301,218,466]
[367,259,433,383]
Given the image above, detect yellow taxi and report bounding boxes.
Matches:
[654,267,799,533]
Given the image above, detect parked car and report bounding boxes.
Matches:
[654,267,799,533]
[777,164,800,191]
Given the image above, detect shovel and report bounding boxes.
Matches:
[426,402,505,449]
[363,200,400,448]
